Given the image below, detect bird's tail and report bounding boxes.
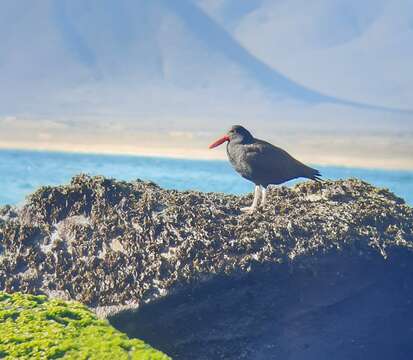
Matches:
[304,166,322,182]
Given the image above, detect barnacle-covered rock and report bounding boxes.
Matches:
[1,174,413,359]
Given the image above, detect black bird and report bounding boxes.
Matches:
[209,125,321,212]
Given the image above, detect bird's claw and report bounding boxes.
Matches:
[240,206,257,213]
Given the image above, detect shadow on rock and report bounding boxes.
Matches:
[109,250,413,360]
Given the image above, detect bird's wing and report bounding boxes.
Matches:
[244,140,315,183]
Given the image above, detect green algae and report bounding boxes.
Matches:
[0,291,170,360]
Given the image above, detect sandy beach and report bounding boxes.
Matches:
[1,134,412,171]
[1,115,412,170]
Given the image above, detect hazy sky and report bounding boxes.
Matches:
[0,0,412,167]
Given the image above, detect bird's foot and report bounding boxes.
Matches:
[240,206,257,213]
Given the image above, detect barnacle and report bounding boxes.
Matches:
[0,175,411,318]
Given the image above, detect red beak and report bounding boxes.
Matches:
[209,135,230,149]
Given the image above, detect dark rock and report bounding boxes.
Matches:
[110,250,413,360]
[1,174,413,359]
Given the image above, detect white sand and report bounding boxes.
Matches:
[1,117,412,170]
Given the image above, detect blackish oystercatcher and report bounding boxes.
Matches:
[209,125,321,212]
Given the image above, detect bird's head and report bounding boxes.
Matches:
[209,125,254,149]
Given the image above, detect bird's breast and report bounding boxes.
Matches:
[227,143,253,180]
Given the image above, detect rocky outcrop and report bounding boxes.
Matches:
[1,175,413,359]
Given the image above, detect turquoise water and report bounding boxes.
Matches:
[0,149,412,206]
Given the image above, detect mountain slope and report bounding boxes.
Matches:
[0,0,411,118]
[197,0,413,109]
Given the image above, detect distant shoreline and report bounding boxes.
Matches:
[1,143,412,172]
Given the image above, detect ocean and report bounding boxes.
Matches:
[0,149,412,206]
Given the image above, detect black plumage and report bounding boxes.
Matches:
[209,125,321,211]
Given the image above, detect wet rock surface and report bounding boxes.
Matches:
[1,174,413,359]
